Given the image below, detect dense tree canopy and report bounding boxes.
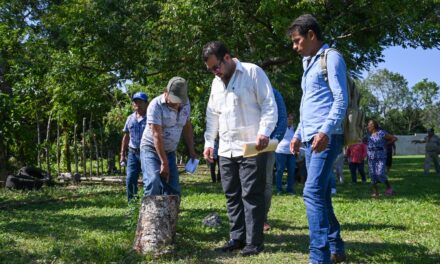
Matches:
[1,0,439,177]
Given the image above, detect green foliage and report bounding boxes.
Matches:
[1,0,439,169]
[0,156,440,263]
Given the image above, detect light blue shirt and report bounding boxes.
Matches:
[140,94,191,152]
[276,126,295,154]
[122,112,147,149]
[294,44,348,142]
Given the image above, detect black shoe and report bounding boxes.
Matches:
[331,252,347,263]
[240,244,264,256]
[215,239,245,252]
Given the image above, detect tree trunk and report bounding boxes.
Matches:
[89,114,93,176]
[133,195,180,255]
[56,115,60,176]
[74,124,79,174]
[64,122,71,173]
[93,133,99,176]
[45,113,52,178]
[82,117,86,176]
[37,119,41,168]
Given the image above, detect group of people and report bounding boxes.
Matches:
[117,13,422,264]
[120,77,197,201]
[116,14,348,263]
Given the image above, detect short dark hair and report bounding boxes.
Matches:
[202,41,230,62]
[287,14,323,41]
[369,119,380,129]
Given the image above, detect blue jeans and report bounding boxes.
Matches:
[304,134,345,264]
[275,153,296,193]
[126,149,142,201]
[140,146,180,196]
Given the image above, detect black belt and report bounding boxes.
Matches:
[368,147,384,151]
[129,147,140,153]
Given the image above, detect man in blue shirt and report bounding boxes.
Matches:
[120,92,148,202]
[263,88,287,232]
[288,14,348,264]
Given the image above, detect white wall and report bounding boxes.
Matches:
[395,134,427,155]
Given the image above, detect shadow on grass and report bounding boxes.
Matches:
[342,223,406,231]
[0,194,137,263]
[346,240,440,263]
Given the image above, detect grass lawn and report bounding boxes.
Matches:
[0,155,439,263]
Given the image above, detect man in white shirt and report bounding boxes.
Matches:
[202,41,277,256]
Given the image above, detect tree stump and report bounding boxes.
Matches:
[133,195,180,255]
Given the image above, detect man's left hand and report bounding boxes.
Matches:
[256,134,269,151]
[311,132,329,153]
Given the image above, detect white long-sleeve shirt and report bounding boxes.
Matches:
[204,58,278,158]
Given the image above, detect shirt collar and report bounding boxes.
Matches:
[302,43,329,64]
[214,58,243,81]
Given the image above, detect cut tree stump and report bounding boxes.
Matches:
[133,195,180,255]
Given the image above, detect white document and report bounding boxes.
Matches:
[185,158,200,174]
[243,139,279,158]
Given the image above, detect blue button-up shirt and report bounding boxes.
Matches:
[294,44,348,142]
[271,88,287,142]
[123,112,147,149]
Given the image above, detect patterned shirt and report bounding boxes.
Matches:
[122,112,147,149]
[140,94,191,152]
[367,130,387,160]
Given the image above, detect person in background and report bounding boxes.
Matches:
[275,113,296,196]
[346,139,368,183]
[120,92,148,202]
[366,119,398,197]
[209,137,221,183]
[412,128,440,176]
[263,88,287,232]
[140,77,197,196]
[203,41,277,256]
[385,140,396,175]
[288,14,348,264]
[329,151,344,195]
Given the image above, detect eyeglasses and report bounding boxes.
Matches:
[207,60,224,73]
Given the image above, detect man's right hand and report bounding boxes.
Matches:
[160,162,170,182]
[290,137,301,155]
[203,147,214,163]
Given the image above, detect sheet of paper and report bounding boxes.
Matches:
[185,158,200,174]
[242,139,279,158]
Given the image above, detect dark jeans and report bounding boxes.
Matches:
[349,162,366,183]
[209,158,221,182]
[126,149,141,201]
[219,152,267,246]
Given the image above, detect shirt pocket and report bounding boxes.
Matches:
[306,71,326,91]
[162,111,177,128]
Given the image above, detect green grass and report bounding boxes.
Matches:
[0,156,439,263]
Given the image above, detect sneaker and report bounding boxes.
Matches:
[240,244,264,257]
[215,239,245,252]
[331,252,347,263]
[384,188,394,196]
[286,191,295,196]
[331,188,337,195]
[371,192,380,198]
[263,222,271,232]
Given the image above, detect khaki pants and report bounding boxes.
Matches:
[424,151,440,175]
